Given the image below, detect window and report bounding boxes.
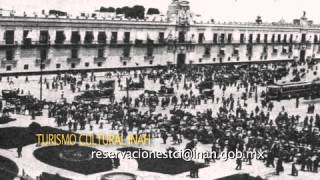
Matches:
[55,31,66,44]
[178,31,185,43]
[220,34,225,43]
[248,34,253,43]
[71,63,76,68]
[228,57,231,61]
[71,49,78,58]
[219,49,225,56]
[71,31,81,44]
[264,34,268,43]
[277,34,281,43]
[123,46,130,57]
[6,66,12,71]
[97,32,107,44]
[56,64,61,69]
[199,58,202,63]
[149,60,153,65]
[147,47,153,57]
[301,34,306,43]
[159,32,165,43]
[263,46,268,53]
[283,34,287,43]
[6,49,14,60]
[213,58,216,62]
[40,64,45,70]
[97,62,102,67]
[4,30,14,44]
[198,33,204,43]
[227,33,232,43]
[246,45,252,55]
[84,31,94,44]
[213,33,218,43]
[272,48,278,54]
[289,46,293,53]
[40,48,48,60]
[111,32,118,43]
[240,34,245,43]
[39,31,49,44]
[204,46,211,56]
[24,64,29,70]
[124,32,130,43]
[233,48,239,56]
[123,61,127,66]
[282,47,287,54]
[289,34,293,43]
[98,48,105,58]
[256,34,260,43]
[85,62,90,67]
[314,35,318,43]
[271,34,275,43]
[23,30,31,45]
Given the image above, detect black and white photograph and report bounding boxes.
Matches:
[0,0,319,179]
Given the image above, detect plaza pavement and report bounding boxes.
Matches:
[0,65,320,180]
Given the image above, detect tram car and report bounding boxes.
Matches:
[265,80,320,100]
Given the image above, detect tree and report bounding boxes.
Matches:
[115,5,146,19]
[100,7,115,12]
[147,8,160,15]
[116,7,124,14]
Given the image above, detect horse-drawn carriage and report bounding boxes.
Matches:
[158,86,174,96]
[197,81,213,93]
[2,89,19,102]
[127,81,144,90]
[75,90,101,102]
[201,89,214,99]
[97,80,115,89]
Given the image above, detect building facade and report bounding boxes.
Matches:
[1,0,320,75]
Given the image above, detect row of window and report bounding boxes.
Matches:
[3,30,165,45]
[3,30,319,45]
[3,47,155,60]
[193,33,316,44]
[4,60,155,71]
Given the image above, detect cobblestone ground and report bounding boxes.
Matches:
[0,64,320,180]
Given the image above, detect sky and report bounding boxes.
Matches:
[0,0,320,23]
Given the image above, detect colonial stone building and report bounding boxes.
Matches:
[0,0,320,75]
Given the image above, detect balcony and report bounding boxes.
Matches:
[94,57,107,63]
[202,54,211,58]
[0,41,18,48]
[271,52,278,56]
[232,53,239,57]
[21,40,51,48]
[218,54,225,58]
[35,58,51,66]
[120,56,131,61]
[67,57,81,63]
[1,59,17,67]
[144,55,154,61]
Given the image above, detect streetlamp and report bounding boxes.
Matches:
[40,58,43,101]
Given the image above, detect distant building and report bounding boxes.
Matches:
[0,0,319,74]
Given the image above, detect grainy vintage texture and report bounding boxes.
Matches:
[0,0,319,180]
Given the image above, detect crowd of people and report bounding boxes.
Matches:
[0,59,320,179]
